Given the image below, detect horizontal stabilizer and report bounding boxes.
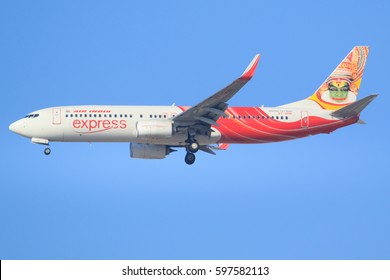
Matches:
[357,119,366,124]
[330,94,378,118]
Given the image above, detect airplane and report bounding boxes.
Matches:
[9,46,377,165]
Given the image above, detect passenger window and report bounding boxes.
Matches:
[120,114,123,118]
[66,114,68,118]
[140,114,143,118]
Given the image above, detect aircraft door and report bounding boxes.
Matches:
[52,108,61,125]
[301,111,309,128]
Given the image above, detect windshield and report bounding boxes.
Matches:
[24,114,40,118]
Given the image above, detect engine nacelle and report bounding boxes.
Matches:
[136,120,173,139]
[130,143,170,159]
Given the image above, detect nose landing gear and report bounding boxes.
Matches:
[44,146,51,155]
[31,138,51,156]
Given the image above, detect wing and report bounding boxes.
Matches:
[173,54,260,133]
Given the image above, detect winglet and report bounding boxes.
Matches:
[241,54,260,80]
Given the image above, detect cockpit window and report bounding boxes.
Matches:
[24,114,40,118]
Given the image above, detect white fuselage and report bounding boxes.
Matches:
[10,105,225,146]
[9,104,347,146]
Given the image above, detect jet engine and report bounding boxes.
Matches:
[130,143,174,159]
[136,120,173,138]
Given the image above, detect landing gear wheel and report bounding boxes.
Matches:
[188,141,199,153]
[185,152,196,165]
[44,147,51,155]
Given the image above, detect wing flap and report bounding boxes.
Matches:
[198,143,230,155]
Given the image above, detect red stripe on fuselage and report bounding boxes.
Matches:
[175,105,357,144]
[215,107,357,143]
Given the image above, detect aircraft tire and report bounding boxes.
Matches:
[185,152,196,165]
[44,147,51,155]
[188,141,199,153]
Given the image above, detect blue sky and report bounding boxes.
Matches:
[1,0,389,259]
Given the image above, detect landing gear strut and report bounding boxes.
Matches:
[185,152,196,165]
[186,130,199,153]
[44,146,51,155]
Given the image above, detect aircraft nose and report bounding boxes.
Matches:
[9,119,25,135]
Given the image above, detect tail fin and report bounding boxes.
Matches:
[280,46,369,110]
[308,46,369,110]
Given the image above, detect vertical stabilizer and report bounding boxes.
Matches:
[280,46,369,110]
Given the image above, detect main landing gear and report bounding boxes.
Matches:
[184,136,199,165]
[185,152,196,165]
[187,141,199,153]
